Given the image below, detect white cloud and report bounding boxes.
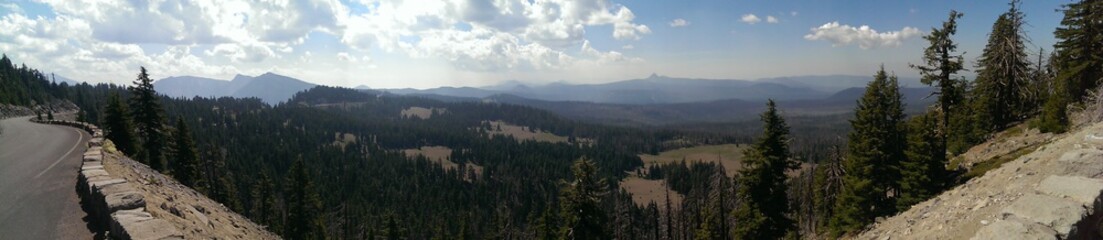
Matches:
[790,11,798,16]
[340,0,650,70]
[622,44,634,49]
[803,21,921,49]
[669,18,689,27]
[0,2,22,14]
[1,0,651,85]
[766,16,778,24]
[740,14,761,24]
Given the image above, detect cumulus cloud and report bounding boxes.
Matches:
[1,0,650,84]
[803,21,921,49]
[669,18,689,27]
[340,0,650,70]
[740,14,761,24]
[766,16,779,23]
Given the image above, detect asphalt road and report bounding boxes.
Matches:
[0,116,96,239]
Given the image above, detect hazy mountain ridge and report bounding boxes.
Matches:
[154,72,316,104]
[383,74,924,105]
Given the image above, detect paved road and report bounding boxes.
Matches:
[0,116,96,239]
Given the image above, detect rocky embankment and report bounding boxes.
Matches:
[36,118,277,239]
[858,121,1103,239]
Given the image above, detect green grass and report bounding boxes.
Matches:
[960,146,1035,181]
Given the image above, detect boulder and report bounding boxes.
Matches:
[110,209,184,240]
[1057,149,1103,178]
[971,217,1057,240]
[1036,175,1103,214]
[1001,193,1087,238]
[88,138,104,147]
[94,182,145,213]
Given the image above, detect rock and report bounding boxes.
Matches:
[82,169,109,179]
[1057,149,1103,178]
[184,204,210,228]
[972,217,1057,240]
[168,204,184,218]
[1036,175,1103,210]
[110,209,184,240]
[96,182,145,213]
[89,137,104,147]
[1000,193,1085,238]
[83,153,103,162]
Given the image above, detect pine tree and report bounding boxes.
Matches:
[47,111,53,120]
[285,157,325,240]
[251,171,280,232]
[973,0,1032,132]
[731,99,797,239]
[1053,0,1103,102]
[103,93,137,155]
[812,145,843,234]
[558,158,608,240]
[169,117,199,187]
[1040,0,1103,132]
[129,67,167,171]
[911,10,966,157]
[535,203,559,240]
[831,67,908,237]
[897,112,947,211]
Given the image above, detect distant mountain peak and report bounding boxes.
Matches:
[648,73,661,79]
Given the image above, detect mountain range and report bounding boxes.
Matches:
[154,72,316,104]
[381,74,925,104]
[153,72,933,125]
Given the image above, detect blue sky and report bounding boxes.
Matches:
[0,0,1067,89]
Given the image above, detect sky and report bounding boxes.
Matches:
[0,0,1069,89]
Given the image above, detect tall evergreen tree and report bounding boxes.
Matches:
[103,92,137,155]
[812,145,843,234]
[1053,0,1103,102]
[1040,0,1103,132]
[129,67,167,171]
[250,171,280,232]
[911,10,966,155]
[169,117,199,187]
[285,157,325,240]
[897,112,947,211]
[731,99,797,239]
[831,68,908,237]
[973,1,1032,132]
[558,158,608,240]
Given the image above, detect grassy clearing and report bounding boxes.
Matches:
[619,176,683,209]
[483,120,569,143]
[638,144,746,177]
[401,107,446,119]
[401,146,484,178]
[332,132,357,148]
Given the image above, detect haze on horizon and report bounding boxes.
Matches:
[0,0,1064,89]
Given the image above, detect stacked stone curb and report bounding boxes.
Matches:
[31,118,183,240]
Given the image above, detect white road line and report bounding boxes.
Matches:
[34,128,83,179]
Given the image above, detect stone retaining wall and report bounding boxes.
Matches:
[32,119,184,240]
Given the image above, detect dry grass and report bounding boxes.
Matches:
[483,120,570,143]
[401,146,483,178]
[638,144,747,177]
[619,176,683,209]
[401,107,446,119]
[331,132,357,148]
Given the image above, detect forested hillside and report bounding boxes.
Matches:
[3,0,1102,239]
